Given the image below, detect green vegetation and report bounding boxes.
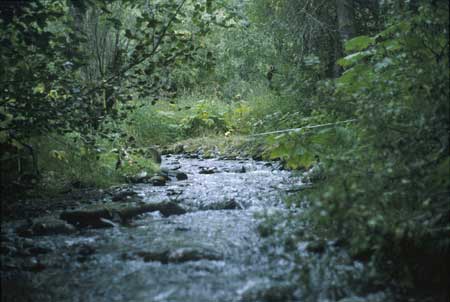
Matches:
[1,0,448,298]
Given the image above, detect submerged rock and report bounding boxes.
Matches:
[204,199,243,211]
[158,201,187,217]
[132,248,222,264]
[134,250,170,263]
[169,248,222,263]
[228,166,247,173]
[199,167,217,174]
[16,217,76,237]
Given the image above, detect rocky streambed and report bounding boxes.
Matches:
[1,155,393,302]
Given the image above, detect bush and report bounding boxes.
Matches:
[301,3,449,290]
[180,99,229,137]
[126,101,182,147]
[35,133,159,191]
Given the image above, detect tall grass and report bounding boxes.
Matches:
[34,133,159,192]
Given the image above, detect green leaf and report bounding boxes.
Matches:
[345,35,374,53]
[337,50,374,67]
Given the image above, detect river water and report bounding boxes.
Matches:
[1,155,391,302]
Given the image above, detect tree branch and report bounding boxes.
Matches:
[81,0,188,98]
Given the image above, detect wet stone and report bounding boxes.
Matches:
[132,248,222,264]
[252,154,263,161]
[171,165,182,171]
[175,226,191,232]
[175,171,188,180]
[150,176,167,186]
[204,199,243,211]
[169,248,222,263]
[112,190,139,202]
[167,187,183,196]
[16,218,76,237]
[228,166,246,173]
[160,168,188,181]
[199,167,217,174]
[133,250,169,263]
[158,201,187,217]
[60,202,185,228]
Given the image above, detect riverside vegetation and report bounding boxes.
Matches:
[1,0,449,301]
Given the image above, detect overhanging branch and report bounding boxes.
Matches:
[81,0,188,98]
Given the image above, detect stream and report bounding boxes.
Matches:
[1,155,391,302]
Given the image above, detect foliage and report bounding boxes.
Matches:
[0,0,239,190]
[286,1,448,290]
[1,0,448,296]
[35,134,159,190]
[328,0,449,244]
[179,99,229,136]
[126,102,182,146]
[0,1,87,140]
[241,0,449,294]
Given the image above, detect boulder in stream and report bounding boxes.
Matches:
[159,168,188,181]
[132,248,222,264]
[60,201,186,228]
[150,175,167,186]
[169,248,222,263]
[199,167,217,174]
[128,171,152,184]
[16,217,76,237]
[175,171,188,180]
[204,199,243,210]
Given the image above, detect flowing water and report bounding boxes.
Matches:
[1,155,390,302]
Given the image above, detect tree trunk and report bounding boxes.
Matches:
[336,0,355,42]
[334,0,355,77]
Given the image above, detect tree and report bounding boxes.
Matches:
[336,0,355,42]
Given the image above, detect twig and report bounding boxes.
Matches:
[80,0,188,98]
